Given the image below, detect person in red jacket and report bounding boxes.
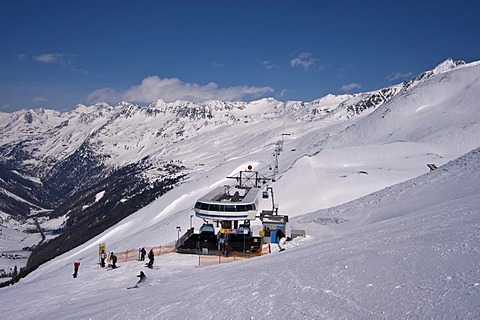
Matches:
[73,261,80,278]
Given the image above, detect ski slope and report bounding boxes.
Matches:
[0,149,479,319]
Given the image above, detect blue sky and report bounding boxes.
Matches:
[1,0,479,112]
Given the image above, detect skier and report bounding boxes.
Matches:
[109,252,118,269]
[73,261,80,278]
[136,271,147,286]
[128,271,147,289]
[100,250,107,268]
[147,249,154,269]
[139,247,146,261]
[276,228,286,252]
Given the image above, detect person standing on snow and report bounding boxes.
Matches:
[109,252,118,269]
[276,229,286,252]
[100,250,107,268]
[147,249,154,269]
[73,261,80,278]
[218,233,225,253]
[224,242,232,257]
[139,247,146,261]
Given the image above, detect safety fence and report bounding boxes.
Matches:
[198,243,272,266]
[115,245,176,262]
[113,243,272,267]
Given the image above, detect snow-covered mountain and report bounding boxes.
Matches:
[1,57,479,287]
[0,57,479,319]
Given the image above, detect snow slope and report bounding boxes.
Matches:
[0,148,478,320]
[0,59,479,318]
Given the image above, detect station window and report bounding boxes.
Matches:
[209,204,221,211]
[236,205,247,212]
[225,205,236,212]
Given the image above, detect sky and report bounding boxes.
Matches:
[1,0,480,112]
[1,59,479,318]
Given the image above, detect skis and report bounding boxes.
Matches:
[105,265,121,271]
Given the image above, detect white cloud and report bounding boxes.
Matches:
[34,53,63,64]
[341,83,362,92]
[87,76,274,104]
[260,60,276,69]
[290,52,316,70]
[211,61,225,68]
[386,71,413,82]
[0,103,12,111]
[31,96,48,103]
[33,52,87,74]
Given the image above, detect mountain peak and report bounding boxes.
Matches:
[74,104,96,114]
[432,58,465,74]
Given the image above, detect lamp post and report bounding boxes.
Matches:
[176,226,181,242]
[267,186,275,215]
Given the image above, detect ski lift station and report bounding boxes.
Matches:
[194,185,261,222]
[175,165,289,255]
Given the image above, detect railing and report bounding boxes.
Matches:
[113,243,272,267]
[175,227,195,249]
[198,243,271,266]
[114,245,176,262]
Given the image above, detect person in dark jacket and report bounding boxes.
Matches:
[147,249,154,269]
[139,247,146,261]
[224,243,232,257]
[137,271,146,285]
[276,229,286,252]
[109,252,118,269]
[128,271,147,289]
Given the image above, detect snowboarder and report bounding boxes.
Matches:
[127,271,147,289]
[139,247,146,261]
[109,252,118,269]
[147,249,154,269]
[73,261,80,278]
[100,250,107,268]
[276,228,286,252]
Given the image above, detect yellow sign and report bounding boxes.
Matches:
[98,243,106,254]
[221,229,237,234]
